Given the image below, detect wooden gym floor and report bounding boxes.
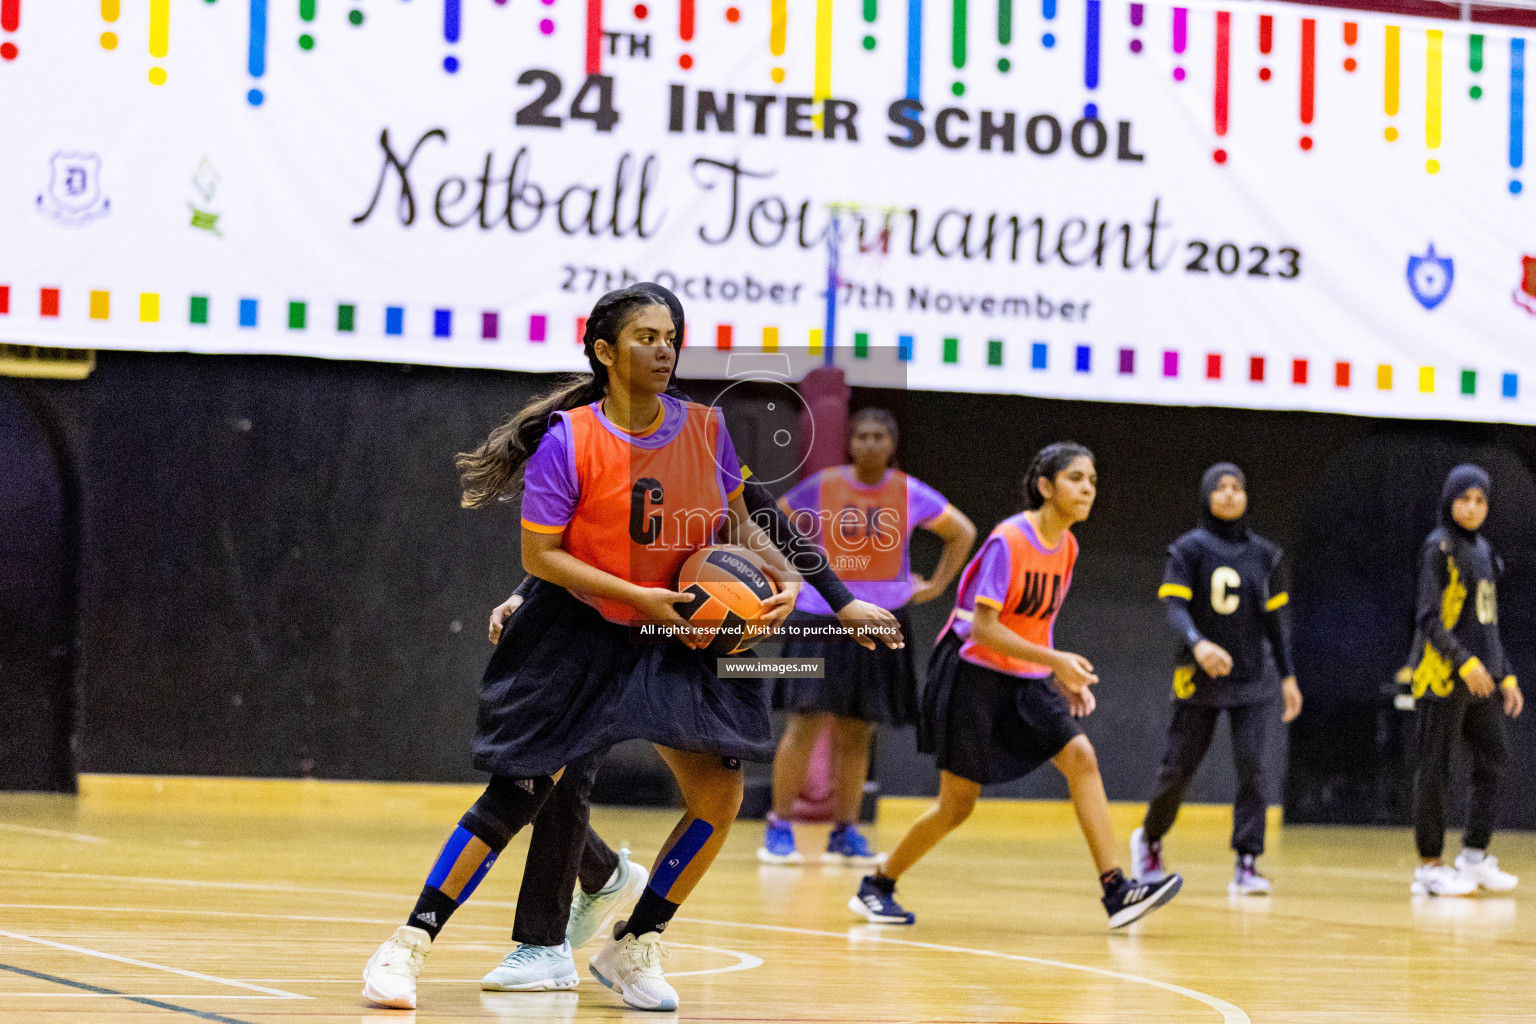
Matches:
[0,776,1529,1024]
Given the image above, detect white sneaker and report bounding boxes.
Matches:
[1228,856,1271,896]
[362,925,431,1009]
[1411,863,1478,897]
[588,925,678,1012]
[567,849,650,949]
[480,940,578,991]
[1455,850,1519,892]
[1130,827,1167,884]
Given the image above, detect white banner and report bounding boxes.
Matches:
[0,0,1532,421]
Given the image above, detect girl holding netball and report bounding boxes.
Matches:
[848,442,1183,929]
[363,284,802,1012]
[761,408,974,864]
[471,434,907,992]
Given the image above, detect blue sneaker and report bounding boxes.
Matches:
[848,874,914,924]
[757,812,804,864]
[822,822,887,865]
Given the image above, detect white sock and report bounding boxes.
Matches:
[1461,848,1486,865]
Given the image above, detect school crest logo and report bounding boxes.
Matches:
[37,151,111,223]
[1514,255,1536,316]
[188,157,224,238]
[1406,244,1454,310]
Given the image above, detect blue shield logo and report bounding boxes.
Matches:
[1407,245,1454,310]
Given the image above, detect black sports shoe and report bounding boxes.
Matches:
[848,875,915,924]
[1103,872,1183,928]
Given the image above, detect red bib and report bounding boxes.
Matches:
[560,401,728,624]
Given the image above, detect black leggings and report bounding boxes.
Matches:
[1143,701,1271,856]
[1412,697,1510,859]
[511,750,622,946]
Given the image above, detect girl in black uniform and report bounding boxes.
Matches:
[1407,464,1523,897]
[1131,463,1302,896]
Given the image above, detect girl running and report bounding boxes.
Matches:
[362,284,802,1013]
[760,408,975,864]
[847,442,1183,929]
[1406,463,1523,897]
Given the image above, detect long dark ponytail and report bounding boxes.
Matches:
[456,283,683,508]
[1022,441,1094,510]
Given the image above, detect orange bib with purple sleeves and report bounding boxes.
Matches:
[949,521,1078,677]
[561,401,727,624]
[817,469,908,582]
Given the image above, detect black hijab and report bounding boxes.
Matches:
[1199,462,1248,541]
[1440,463,1491,542]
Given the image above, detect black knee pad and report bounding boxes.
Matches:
[460,775,555,851]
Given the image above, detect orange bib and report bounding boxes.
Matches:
[949,520,1077,677]
[816,469,908,582]
[561,401,728,624]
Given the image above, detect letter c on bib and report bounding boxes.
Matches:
[1211,567,1241,615]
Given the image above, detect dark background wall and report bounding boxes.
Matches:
[8,351,1535,829]
[0,381,77,791]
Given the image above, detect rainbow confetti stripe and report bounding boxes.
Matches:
[0,0,1515,189]
[0,283,1519,403]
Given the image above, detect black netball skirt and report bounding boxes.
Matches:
[472,583,774,778]
[917,630,1083,785]
[773,608,919,726]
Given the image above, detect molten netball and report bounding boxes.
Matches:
[676,545,781,657]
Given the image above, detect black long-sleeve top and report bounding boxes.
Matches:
[1410,526,1510,700]
[1158,527,1295,707]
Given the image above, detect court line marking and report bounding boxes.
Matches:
[0,907,760,982]
[0,929,308,999]
[0,961,258,1024]
[228,940,762,982]
[0,993,295,999]
[0,822,108,844]
[0,868,459,905]
[0,874,1248,1022]
[675,916,1251,1024]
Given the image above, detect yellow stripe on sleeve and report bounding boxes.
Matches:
[1265,592,1290,611]
[1158,584,1194,601]
[1502,676,1519,691]
[973,596,1005,610]
[520,519,567,534]
[1458,657,1484,682]
[727,480,747,501]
